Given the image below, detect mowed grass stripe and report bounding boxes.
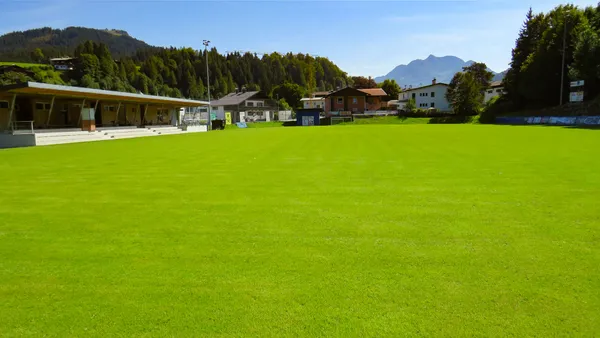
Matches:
[0,125,599,336]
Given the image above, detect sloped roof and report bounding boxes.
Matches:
[0,82,208,107]
[311,91,332,97]
[403,83,449,92]
[358,88,387,96]
[211,91,261,106]
[301,97,325,101]
[490,81,503,88]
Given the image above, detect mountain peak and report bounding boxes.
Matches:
[375,55,498,86]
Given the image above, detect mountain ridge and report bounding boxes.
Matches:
[375,55,504,87]
[0,26,153,62]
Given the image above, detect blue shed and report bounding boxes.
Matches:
[296,109,321,126]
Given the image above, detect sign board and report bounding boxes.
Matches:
[210,113,217,121]
[570,91,584,103]
[81,108,95,121]
[570,80,584,87]
[302,115,315,126]
[236,122,247,128]
[225,112,232,125]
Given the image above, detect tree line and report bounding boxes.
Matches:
[2,40,352,108]
[504,4,600,109]
[414,3,600,119]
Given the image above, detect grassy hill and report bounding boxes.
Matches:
[1,124,599,336]
[0,27,153,62]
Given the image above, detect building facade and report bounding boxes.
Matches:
[300,97,326,109]
[399,80,451,111]
[484,81,505,103]
[322,87,388,114]
[0,82,207,132]
[211,90,278,123]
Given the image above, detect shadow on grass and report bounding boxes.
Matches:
[494,123,600,130]
[427,116,474,124]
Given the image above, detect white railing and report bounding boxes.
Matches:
[11,121,35,134]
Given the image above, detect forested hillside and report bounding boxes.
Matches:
[1,38,350,107]
[0,27,152,61]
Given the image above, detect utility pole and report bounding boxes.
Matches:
[203,40,211,130]
[560,16,568,106]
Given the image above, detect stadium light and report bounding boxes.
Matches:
[203,40,211,130]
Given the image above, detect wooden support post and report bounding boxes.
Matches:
[144,104,148,126]
[93,100,99,127]
[77,99,86,126]
[7,94,16,130]
[46,96,55,128]
[115,102,121,126]
[160,103,164,125]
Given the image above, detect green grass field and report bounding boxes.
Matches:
[0,61,46,68]
[1,124,599,336]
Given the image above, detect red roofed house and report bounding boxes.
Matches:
[323,87,388,115]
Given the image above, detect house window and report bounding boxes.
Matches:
[104,105,116,112]
[337,97,343,104]
[35,102,52,110]
[352,97,357,104]
[431,92,435,97]
[247,102,254,107]
[431,102,435,108]
[316,104,321,108]
[496,89,503,93]
[487,90,493,94]
[412,93,416,99]
[257,102,264,107]
[0,101,8,109]
[131,107,137,113]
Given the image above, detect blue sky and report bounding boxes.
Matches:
[1,0,597,77]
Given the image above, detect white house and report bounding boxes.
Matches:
[300,97,325,109]
[484,81,505,103]
[398,79,451,112]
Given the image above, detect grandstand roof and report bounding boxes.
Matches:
[0,82,208,107]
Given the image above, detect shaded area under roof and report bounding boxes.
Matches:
[0,82,208,107]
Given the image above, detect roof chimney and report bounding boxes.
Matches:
[235,87,239,94]
[432,78,437,85]
[242,86,246,93]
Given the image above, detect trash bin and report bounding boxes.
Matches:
[211,119,225,130]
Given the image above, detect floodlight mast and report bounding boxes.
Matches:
[203,40,211,130]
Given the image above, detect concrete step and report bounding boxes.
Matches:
[98,128,146,135]
[147,126,178,130]
[111,133,160,140]
[103,130,155,138]
[35,131,99,138]
[36,136,106,146]
[156,130,184,135]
